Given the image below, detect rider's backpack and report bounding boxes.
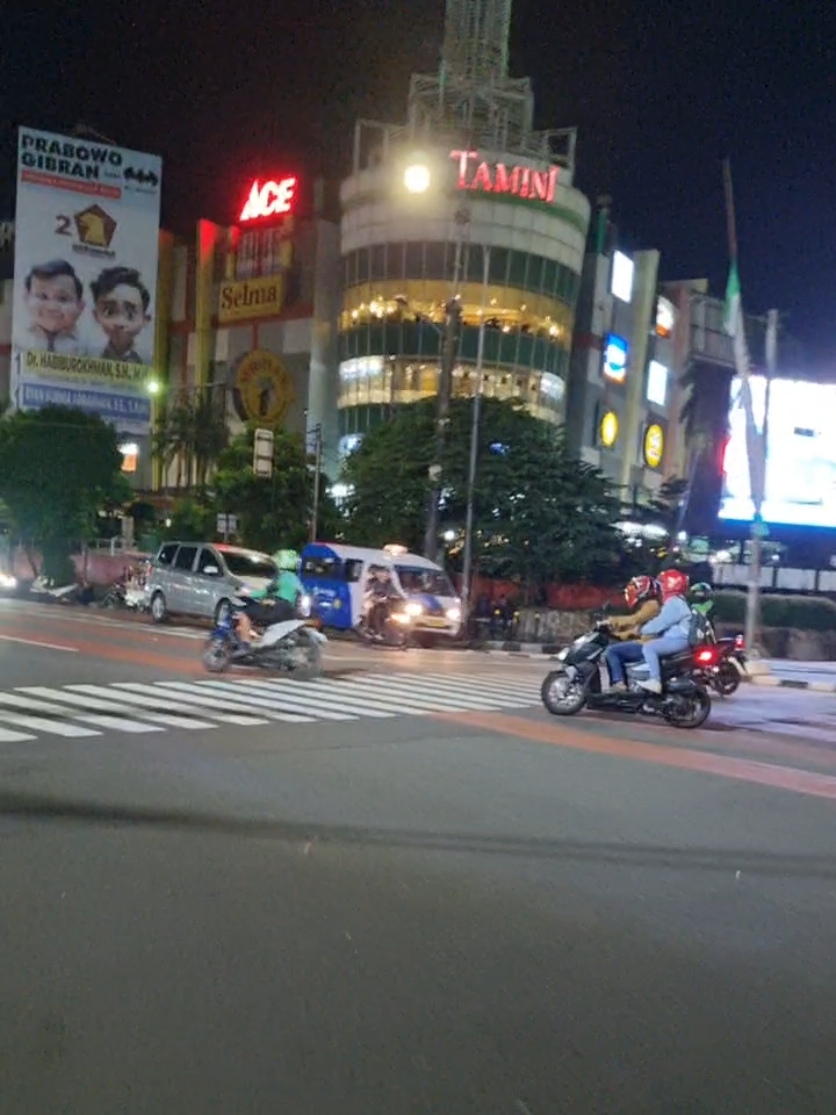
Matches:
[688,607,713,647]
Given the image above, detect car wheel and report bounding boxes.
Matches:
[150,591,168,624]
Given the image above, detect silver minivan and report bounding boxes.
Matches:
[147,542,277,625]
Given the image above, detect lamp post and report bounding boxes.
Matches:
[460,243,491,627]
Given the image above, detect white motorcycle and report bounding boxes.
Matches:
[202,593,327,677]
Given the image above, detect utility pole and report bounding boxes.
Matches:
[309,423,323,542]
[423,210,468,561]
[461,243,491,625]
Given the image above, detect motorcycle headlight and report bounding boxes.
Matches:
[405,601,423,617]
[556,648,568,661]
[298,594,312,617]
[0,574,16,590]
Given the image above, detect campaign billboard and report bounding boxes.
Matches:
[11,126,162,434]
[719,376,836,529]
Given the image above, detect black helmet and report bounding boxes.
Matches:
[689,582,713,603]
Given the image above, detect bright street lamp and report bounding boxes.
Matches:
[404,162,431,194]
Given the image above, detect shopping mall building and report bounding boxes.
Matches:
[336,5,590,456]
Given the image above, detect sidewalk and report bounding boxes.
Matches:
[475,640,836,693]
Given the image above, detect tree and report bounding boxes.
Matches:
[213,427,341,553]
[0,406,123,580]
[153,390,228,491]
[343,398,625,595]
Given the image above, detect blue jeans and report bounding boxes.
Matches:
[642,633,690,682]
[605,640,645,685]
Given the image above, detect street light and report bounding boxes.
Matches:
[404,162,431,194]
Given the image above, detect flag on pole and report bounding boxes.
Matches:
[723,262,742,337]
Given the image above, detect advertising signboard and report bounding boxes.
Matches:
[719,376,836,529]
[11,126,162,434]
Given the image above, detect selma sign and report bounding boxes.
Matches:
[450,150,559,203]
[218,274,285,324]
[239,176,298,222]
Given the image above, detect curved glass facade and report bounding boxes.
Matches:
[338,239,581,433]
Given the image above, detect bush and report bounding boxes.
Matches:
[713,591,836,632]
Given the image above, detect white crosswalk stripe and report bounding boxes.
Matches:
[0,672,540,745]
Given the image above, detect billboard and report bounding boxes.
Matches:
[719,376,836,529]
[11,127,162,434]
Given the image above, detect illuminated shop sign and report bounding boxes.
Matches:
[218,274,285,324]
[239,176,298,223]
[603,334,628,383]
[644,424,665,469]
[611,251,634,303]
[450,150,559,203]
[656,296,675,337]
[599,411,619,448]
[646,360,668,407]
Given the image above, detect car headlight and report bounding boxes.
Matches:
[0,574,16,590]
[446,606,461,622]
[405,601,423,617]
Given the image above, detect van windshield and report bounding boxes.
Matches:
[222,552,277,579]
[395,566,455,597]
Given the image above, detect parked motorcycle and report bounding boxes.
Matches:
[101,581,150,613]
[202,594,327,676]
[541,621,712,729]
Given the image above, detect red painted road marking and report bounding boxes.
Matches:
[435,710,836,803]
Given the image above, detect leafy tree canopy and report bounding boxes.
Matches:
[0,405,124,579]
[343,398,625,592]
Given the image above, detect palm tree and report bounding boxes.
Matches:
[193,390,229,490]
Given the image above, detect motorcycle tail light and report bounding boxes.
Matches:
[695,648,717,665]
[734,634,745,649]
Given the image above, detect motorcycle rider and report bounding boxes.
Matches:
[605,568,692,694]
[236,549,304,646]
[603,575,662,689]
[362,564,403,637]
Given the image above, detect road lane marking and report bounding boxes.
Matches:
[23,686,211,732]
[0,634,78,652]
[0,692,161,734]
[435,710,836,803]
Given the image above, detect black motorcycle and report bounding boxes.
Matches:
[541,621,711,729]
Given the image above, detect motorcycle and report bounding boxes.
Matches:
[541,621,712,729]
[692,634,747,696]
[101,581,150,613]
[356,597,415,649]
[202,593,327,676]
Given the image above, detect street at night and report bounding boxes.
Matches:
[2,601,836,1114]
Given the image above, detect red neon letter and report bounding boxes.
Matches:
[240,176,298,222]
[450,149,478,190]
[493,163,510,193]
[471,162,493,192]
[546,166,558,203]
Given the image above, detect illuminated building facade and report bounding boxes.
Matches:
[336,0,591,454]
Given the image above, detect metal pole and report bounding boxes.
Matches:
[744,309,777,654]
[423,216,467,561]
[461,243,490,625]
[310,424,323,542]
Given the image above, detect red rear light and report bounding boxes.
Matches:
[734,634,745,649]
[695,648,717,665]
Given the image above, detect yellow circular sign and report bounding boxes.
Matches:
[644,423,664,468]
[599,410,619,448]
[234,349,294,427]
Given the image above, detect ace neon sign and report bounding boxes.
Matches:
[239,176,298,222]
[450,150,559,204]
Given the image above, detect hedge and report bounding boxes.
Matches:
[713,591,836,633]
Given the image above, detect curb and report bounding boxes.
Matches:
[750,675,836,693]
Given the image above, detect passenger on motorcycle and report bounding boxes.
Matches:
[605,569,692,694]
[362,565,403,636]
[236,549,303,646]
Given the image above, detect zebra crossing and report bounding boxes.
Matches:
[0,671,541,744]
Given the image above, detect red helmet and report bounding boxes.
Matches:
[658,568,689,600]
[624,575,660,610]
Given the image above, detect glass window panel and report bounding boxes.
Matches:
[404,242,424,279]
[488,247,509,286]
[424,242,447,280]
[508,250,527,288]
[370,244,386,281]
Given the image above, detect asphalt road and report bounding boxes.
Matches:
[2,599,836,1114]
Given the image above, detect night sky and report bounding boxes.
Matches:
[4,0,834,364]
